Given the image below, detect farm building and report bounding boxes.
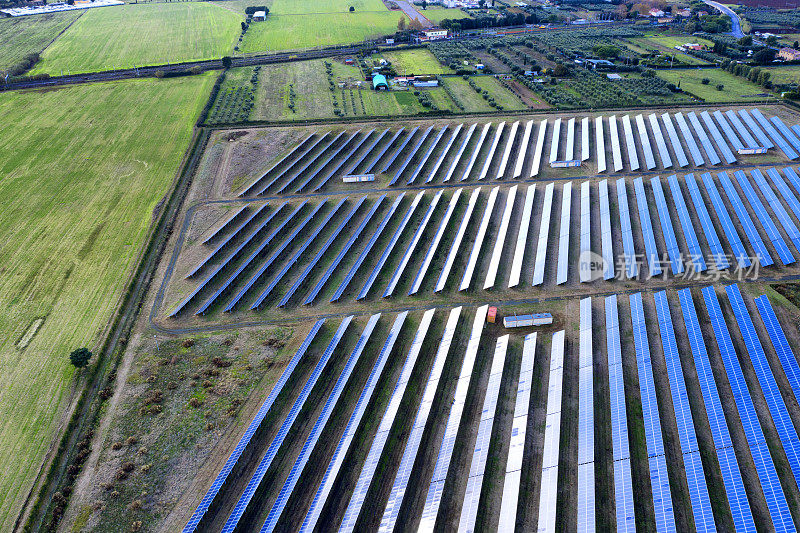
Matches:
[252,10,266,20]
[372,74,389,90]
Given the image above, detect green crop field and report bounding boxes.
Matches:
[473,75,527,110]
[656,69,774,102]
[441,76,495,112]
[0,11,82,73]
[382,49,452,75]
[241,10,405,51]
[31,3,241,75]
[0,73,214,531]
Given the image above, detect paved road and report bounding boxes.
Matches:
[704,0,745,38]
[394,0,432,27]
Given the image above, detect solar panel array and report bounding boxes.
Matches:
[338,310,435,533]
[299,312,407,533]
[498,332,537,533]
[531,119,547,177]
[605,295,636,533]
[427,124,462,183]
[461,187,499,290]
[509,184,535,288]
[459,334,509,532]
[565,117,576,162]
[462,123,490,181]
[419,305,489,531]
[755,294,800,402]
[699,172,750,268]
[651,176,684,275]
[445,123,475,182]
[683,173,729,270]
[556,182,572,285]
[514,120,533,179]
[538,330,566,533]
[550,117,562,164]
[379,307,462,533]
[497,120,520,179]
[609,115,623,172]
[616,178,638,279]
[702,286,795,532]
[630,292,676,533]
[479,122,505,181]
[666,174,707,273]
[653,291,715,533]
[621,114,640,171]
[437,188,480,292]
[751,169,800,255]
[633,177,662,277]
[484,186,517,289]
[595,116,606,173]
[577,298,595,533]
[687,111,721,165]
[581,117,590,162]
[717,171,774,266]
[734,170,795,265]
[636,113,657,170]
[579,181,592,282]
[220,316,352,533]
[598,179,615,281]
[411,189,462,295]
[532,182,555,286]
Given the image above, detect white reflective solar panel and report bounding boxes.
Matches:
[531,119,548,177]
[459,335,509,533]
[622,115,640,171]
[538,330,566,533]
[419,306,489,532]
[550,117,562,164]
[379,308,462,533]
[675,112,704,166]
[579,181,592,282]
[509,184,536,288]
[687,111,721,165]
[300,312,406,533]
[384,190,443,297]
[595,116,607,173]
[484,185,517,289]
[407,126,448,185]
[410,189,462,295]
[649,113,672,169]
[365,128,405,174]
[582,117,590,161]
[497,120,520,179]
[513,120,534,178]
[713,110,744,152]
[578,297,595,533]
[566,117,576,161]
[532,182,555,286]
[478,122,505,180]
[636,114,656,170]
[599,179,615,280]
[427,123,463,183]
[498,332,537,533]
[461,187,499,290]
[462,123,491,181]
[661,112,690,167]
[437,188,480,292]
[556,182,572,285]
[616,178,638,279]
[609,116,623,172]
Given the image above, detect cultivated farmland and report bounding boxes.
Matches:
[0,10,82,73]
[30,3,242,75]
[0,73,214,531]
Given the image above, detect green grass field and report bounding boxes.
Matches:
[0,11,82,72]
[0,73,214,531]
[241,10,405,51]
[420,6,470,22]
[656,69,774,102]
[473,75,527,110]
[441,76,495,112]
[382,48,452,75]
[31,3,241,75]
[268,0,390,14]
[764,66,800,86]
[624,36,709,65]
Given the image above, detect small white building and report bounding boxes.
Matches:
[252,10,266,20]
[421,28,448,41]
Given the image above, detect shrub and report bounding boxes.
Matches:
[716,84,724,91]
[701,78,710,85]
[69,347,92,368]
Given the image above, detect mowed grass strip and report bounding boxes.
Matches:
[0,11,82,72]
[0,73,214,531]
[656,68,773,102]
[269,0,390,14]
[31,3,241,75]
[241,11,405,51]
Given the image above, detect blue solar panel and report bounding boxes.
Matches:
[311,129,377,192]
[390,126,433,185]
[751,169,800,255]
[654,291,715,533]
[239,134,314,196]
[251,133,331,195]
[358,191,424,300]
[717,171,774,267]
[299,312,408,533]
[678,288,755,533]
[168,202,290,317]
[277,131,351,194]
[444,123,475,182]
[407,126,448,184]
[750,109,798,160]
[461,123,491,181]
[661,113,690,168]
[726,284,800,493]
[725,110,760,149]
[380,127,418,173]
[621,115,640,171]
[331,194,403,303]
[278,197,367,308]
[427,124,463,183]
[738,109,774,149]
[651,176,684,274]
[734,170,795,265]
[633,178,662,276]
[755,295,800,407]
[411,189,461,295]
[636,114,656,170]
[783,166,800,199]
[666,174,707,272]
[712,110,745,152]
[700,110,736,164]
[346,129,389,175]
[304,195,384,305]
[675,112,704,166]
[767,168,800,227]
[684,173,729,270]
[220,316,352,533]
[699,173,750,268]
[687,111,721,165]
[599,179,615,280]
[182,319,324,533]
[365,128,405,174]
[701,286,794,533]
[259,314,380,533]
[616,178,638,279]
[201,204,249,245]
[630,292,676,532]
[649,113,672,168]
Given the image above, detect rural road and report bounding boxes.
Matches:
[704,0,745,38]
[394,0,433,27]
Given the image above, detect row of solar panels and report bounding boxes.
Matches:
[176,165,800,316]
[237,108,799,197]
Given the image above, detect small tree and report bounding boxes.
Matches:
[716,84,724,91]
[398,17,406,31]
[349,5,354,11]
[701,77,710,85]
[222,56,233,68]
[70,348,92,369]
